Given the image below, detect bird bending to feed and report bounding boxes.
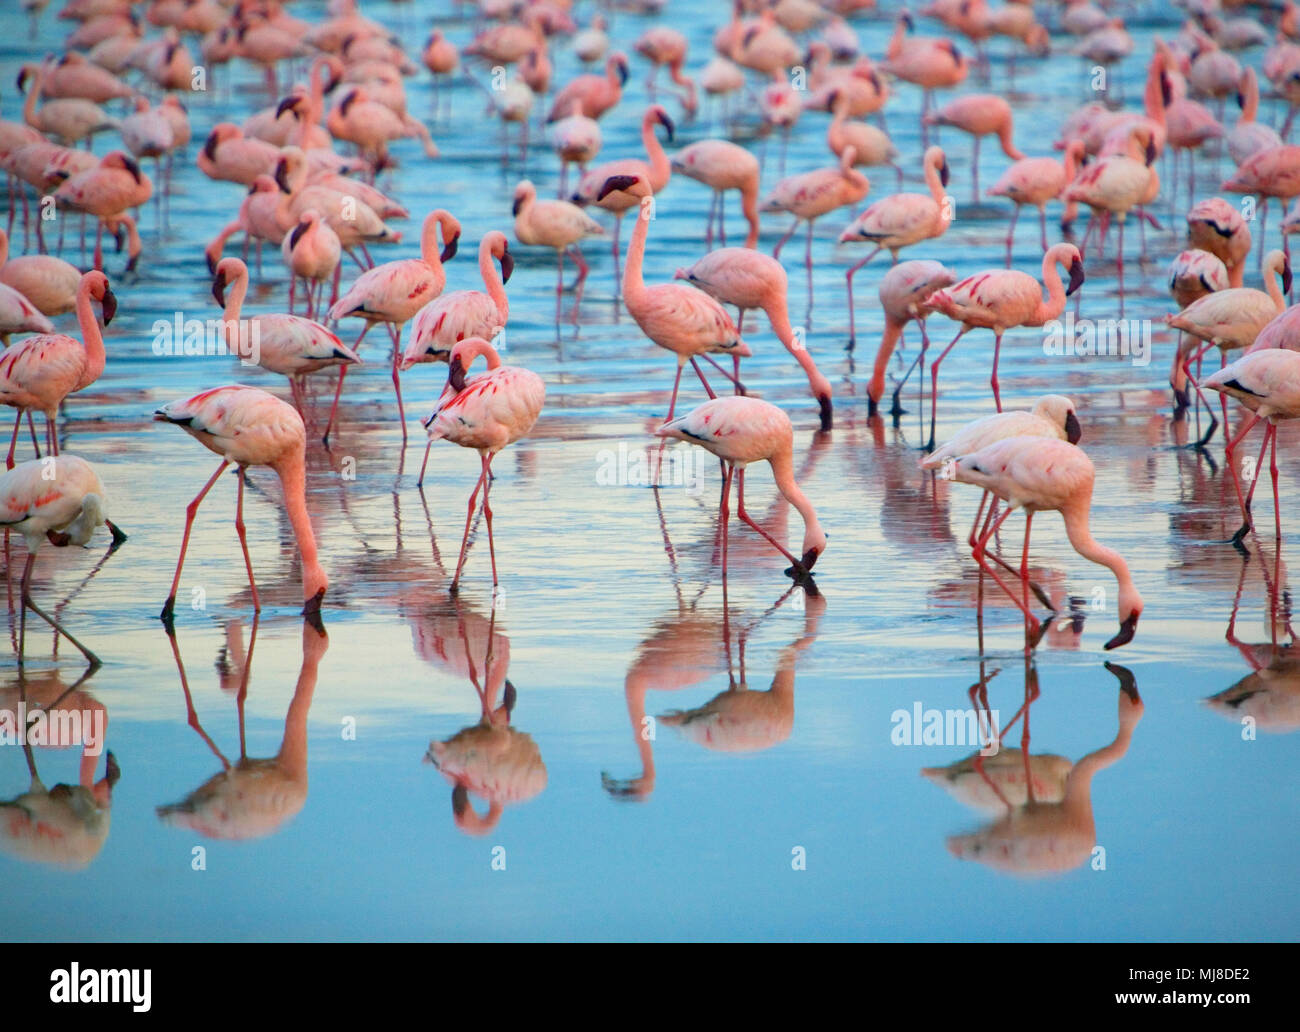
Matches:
[1204,349,1300,548]
[0,454,127,668]
[869,259,957,418]
[657,396,826,591]
[154,385,327,627]
[939,436,1143,650]
[419,337,545,594]
[673,247,832,429]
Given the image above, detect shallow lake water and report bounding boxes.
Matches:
[2,1,1298,941]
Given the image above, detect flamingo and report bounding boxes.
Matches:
[671,139,761,249]
[547,52,629,122]
[0,454,126,668]
[674,247,834,429]
[1222,146,1300,268]
[824,89,902,189]
[923,243,1086,447]
[635,26,697,115]
[418,337,545,593]
[1187,197,1252,288]
[153,385,327,627]
[1204,349,1300,546]
[602,174,751,421]
[197,123,281,186]
[880,12,969,145]
[923,94,1024,203]
[1168,248,1230,422]
[53,151,151,272]
[549,100,602,197]
[204,175,294,276]
[328,209,460,440]
[571,105,674,276]
[988,141,1084,264]
[0,283,53,345]
[761,146,870,275]
[657,396,826,591]
[402,232,512,371]
[1229,67,1282,167]
[512,179,604,321]
[0,270,113,466]
[939,436,1144,649]
[17,62,118,147]
[212,257,361,442]
[839,145,952,349]
[326,84,439,170]
[281,209,341,321]
[868,259,957,418]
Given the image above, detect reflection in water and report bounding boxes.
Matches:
[929,659,1143,877]
[1206,546,1300,733]
[0,669,118,869]
[603,583,824,800]
[156,620,325,840]
[423,601,546,836]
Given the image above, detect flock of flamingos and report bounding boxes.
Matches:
[0,0,1298,686]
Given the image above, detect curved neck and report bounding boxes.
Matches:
[75,279,107,382]
[278,627,325,776]
[870,319,904,404]
[623,200,651,301]
[768,446,823,561]
[769,295,831,403]
[459,338,503,374]
[740,180,760,249]
[1063,714,1136,813]
[479,241,509,321]
[221,265,247,326]
[23,71,40,125]
[1036,251,1068,323]
[642,118,670,188]
[273,447,326,605]
[1061,500,1139,619]
[1240,72,1259,124]
[925,158,945,203]
[421,216,446,267]
[1266,262,1286,310]
[1063,143,1081,183]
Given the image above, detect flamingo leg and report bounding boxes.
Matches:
[449,459,489,594]
[772,219,798,260]
[233,467,260,613]
[160,460,230,625]
[990,332,1003,412]
[972,505,1041,636]
[7,409,22,469]
[927,326,969,451]
[481,452,499,588]
[736,468,805,573]
[719,462,734,587]
[845,246,882,350]
[1225,413,1262,545]
[19,552,100,670]
[388,323,408,444]
[689,356,718,400]
[323,366,347,445]
[664,360,686,422]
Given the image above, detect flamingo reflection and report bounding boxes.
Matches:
[603,584,824,800]
[156,619,326,840]
[423,602,546,836]
[0,668,118,869]
[930,659,1144,876]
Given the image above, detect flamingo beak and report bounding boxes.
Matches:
[302,588,325,633]
[212,269,227,307]
[512,195,523,215]
[1144,137,1157,166]
[657,110,675,142]
[203,131,218,162]
[451,784,469,816]
[1105,660,1140,702]
[274,159,291,194]
[448,355,466,392]
[440,232,459,263]
[1104,611,1139,650]
[598,174,639,201]
[616,58,629,86]
[1284,260,1294,296]
[1065,410,1082,445]
[122,155,143,184]
[276,95,300,119]
[100,286,117,326]
[817,394,832,431]
[1066,257,1086,296]
[940,161,950,188]
[499,249,514,283]
[16,68,28,92]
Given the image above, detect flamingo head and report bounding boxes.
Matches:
[1106,597,1142,651]
[512,180,535,216]
[651,105,675,142]
[1066,254,1086,297]
[597,173,646,202]
[276,93,304,120]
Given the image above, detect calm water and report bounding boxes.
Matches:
[2,1,1298,942]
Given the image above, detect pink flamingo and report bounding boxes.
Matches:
[418,337,545,593]
[154,385,327,626]
[635,26,697,115]
[0,282,52,344]
[281,209,341,321]
[825,89,902,188]
[839,145,952,349]
[212,257,361,443]
[1205,349,1300,547]
[940,436,1144,649]
[1187,197,1251,288]
[402,232,512,371]
[549,100,602,197]
[868,259,957,418]
[328,209,460,440]
[1222,145,1300,268]
[571,105,674,276]
[923,242,1086,447]
[674,247,834,429]
[204,174,293,275]
[923,94,1024,203]
[670,139,761,249]
[53,151,151,272]
[1228,67,1282,167]
[1168,247,1230,425]
[0,270,113,466]
[325,85,439,171]
[987,141,1083,264]
[197,123,281,186]
[761,146,870,274]
[512,179,604,321]
[602,174,751,420]
[0,455,126,668]
[547,52,629,122]
[880,12,969,146]
[657,396,826,590]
